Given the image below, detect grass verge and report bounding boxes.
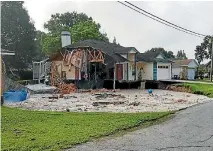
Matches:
[174,83,213,98]
[1,107,173,151]
[184,83,213,98]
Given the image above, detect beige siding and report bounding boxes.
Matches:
[136,62,153,80]
[143,63,153,80]
[128,53,135,62]
[54,61,76,80]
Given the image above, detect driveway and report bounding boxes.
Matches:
[68,101,213,151]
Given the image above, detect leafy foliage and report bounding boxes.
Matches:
[1,1,37,70]
[145,48,175,59]
[41,12,109,55]
[176,50,187,60]
[195,36,213,64]
[44,12,93,34]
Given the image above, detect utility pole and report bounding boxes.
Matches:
[210,37,213,82]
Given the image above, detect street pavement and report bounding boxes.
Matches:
[68,101,213,151]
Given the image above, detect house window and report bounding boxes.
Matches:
[158,66,169,69]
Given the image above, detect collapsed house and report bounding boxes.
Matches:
[33,31,173,91]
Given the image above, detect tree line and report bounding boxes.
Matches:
[3,1,206,79]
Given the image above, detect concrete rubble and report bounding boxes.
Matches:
[5,89,212,113]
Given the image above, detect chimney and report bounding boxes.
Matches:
[61,31,71,47]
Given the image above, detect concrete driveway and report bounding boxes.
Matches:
[68,101,213,151]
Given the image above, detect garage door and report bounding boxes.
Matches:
[188,69,195,80]
[157,65,170,80]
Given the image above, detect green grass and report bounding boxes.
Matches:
[183,83,213,98]
[1,107,173,151]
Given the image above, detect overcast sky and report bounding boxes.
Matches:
[24,1,213,62]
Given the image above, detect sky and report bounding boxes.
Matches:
[24,1,213,62]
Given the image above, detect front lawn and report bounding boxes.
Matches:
[184,83,213,98]
[1,107,172,151]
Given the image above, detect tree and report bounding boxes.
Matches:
[44,12,93,34]
[145,48,175,59]
[194,36,212,64]
[176,50,187,60]
[113,37,117,44]
[1,1,37,70]
[42,12,109,55]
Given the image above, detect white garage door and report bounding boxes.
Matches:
[158,65,170,80]
[188,69,195,80]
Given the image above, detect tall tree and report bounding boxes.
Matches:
[1,1,37,70]
[44,12,93,34]
[145,48,175,59]
[194,36,212,64]
[176,50,187,59]
[42,12,109,55]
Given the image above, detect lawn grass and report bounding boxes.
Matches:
[1,107,173,151]
[183,83,213,98]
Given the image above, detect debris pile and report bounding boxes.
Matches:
[58,83,77,94]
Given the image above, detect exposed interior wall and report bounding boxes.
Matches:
[54,61,76,80]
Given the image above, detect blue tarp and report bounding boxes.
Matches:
[3,90,28,103]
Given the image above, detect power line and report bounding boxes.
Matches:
[117,1,205,38]
[125,1,207,37]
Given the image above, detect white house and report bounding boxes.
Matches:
[172,59,198,80]
[136,51,172,80]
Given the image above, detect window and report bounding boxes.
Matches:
[158,65,169,69]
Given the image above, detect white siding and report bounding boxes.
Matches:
[129,49,137,53]
[188,69,195,80]
[156,54,164,59]
[128,63,135,80]
[120,54,127,59]
[157,63,171,80]
[172,67,181,77]
[188,60,198,68]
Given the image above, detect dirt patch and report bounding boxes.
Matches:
[166,85,192,93]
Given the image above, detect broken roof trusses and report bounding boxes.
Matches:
[63,47,105,70]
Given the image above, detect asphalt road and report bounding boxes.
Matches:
[68,101,213,151]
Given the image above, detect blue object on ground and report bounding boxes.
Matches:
[3,89,27,103]
[148,89,152,94]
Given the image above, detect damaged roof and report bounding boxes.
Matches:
[70,39,135,63]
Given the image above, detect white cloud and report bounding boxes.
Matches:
[24,1,213,62]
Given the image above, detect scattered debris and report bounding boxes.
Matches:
[5,90,211,113]
[94,93,125,99]
[92,100,125,106]
[176,99,187,103]
[59,83,76,94]
[64,96,77,99]
[129,101,140,106]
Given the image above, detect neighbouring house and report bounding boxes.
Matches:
[172,59,198,80]
[136,51,173,80]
